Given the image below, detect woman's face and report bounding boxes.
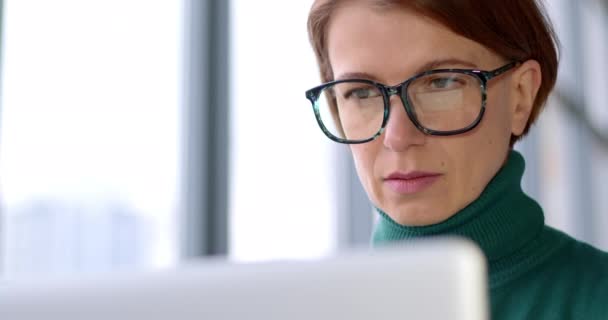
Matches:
[326,3,540,226]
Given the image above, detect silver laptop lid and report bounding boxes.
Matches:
[0,237,488,320]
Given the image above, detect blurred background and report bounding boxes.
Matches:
[0,0,606,279]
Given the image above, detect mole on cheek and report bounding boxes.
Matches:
[441,161,446,167]
[488,139,493,145]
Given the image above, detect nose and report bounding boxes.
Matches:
[382,95,426,151]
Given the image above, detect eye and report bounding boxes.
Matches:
[428,76,465,90]
[344,87,381,99]
[430,78,456,89]
[431,78,452,88]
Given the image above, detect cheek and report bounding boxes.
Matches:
[485,86,515,138]
[468,86,513,158]
[349,143,380,193]
[440,92,513,203]
[465,92,513,182]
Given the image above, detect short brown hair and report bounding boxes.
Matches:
[307,0,560,144]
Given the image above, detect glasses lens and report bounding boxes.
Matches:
[315,81,384,141]
[406,72,482,131]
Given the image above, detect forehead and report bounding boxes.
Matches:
[326,3,498,82]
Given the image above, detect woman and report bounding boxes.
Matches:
[305,1,608,319]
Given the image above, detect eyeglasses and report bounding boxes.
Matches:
[305,61,520,144]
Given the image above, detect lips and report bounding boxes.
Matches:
[386,171,441,180]
[384,171,442,194]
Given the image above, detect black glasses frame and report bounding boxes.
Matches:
[305,61,521,144]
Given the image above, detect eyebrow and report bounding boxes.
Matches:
[334,58,480,82]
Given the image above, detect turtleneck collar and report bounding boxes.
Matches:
[372,150,546,284]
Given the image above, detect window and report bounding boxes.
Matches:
[0,0,183,276]
[229,0,340,262]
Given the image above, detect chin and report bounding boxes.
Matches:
[386,203,453,227]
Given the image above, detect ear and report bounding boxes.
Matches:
[510,60,542,136]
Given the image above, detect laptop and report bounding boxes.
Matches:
[0,237,489,320]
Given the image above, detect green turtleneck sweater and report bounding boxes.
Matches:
[372,151,608,320]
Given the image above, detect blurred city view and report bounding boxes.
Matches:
[4,196,153,275]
